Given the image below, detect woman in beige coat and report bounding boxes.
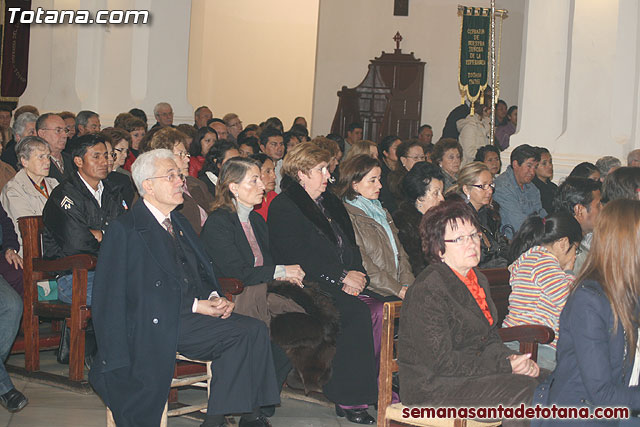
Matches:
[336,154,414,300]
[0,136,59,254]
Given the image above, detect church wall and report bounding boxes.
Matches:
[510,0,640,180]
[187,0,320,128]
[311,0,525,138]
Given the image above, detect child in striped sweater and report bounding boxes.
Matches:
[502,212,582,370]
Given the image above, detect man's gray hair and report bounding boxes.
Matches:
[131,148,175,196]
[153,102,172,117]
[627,149,640,166]
[76,110,98,131]
[13,112,37,138]
[595,156,621,177]
[15,136,49,169]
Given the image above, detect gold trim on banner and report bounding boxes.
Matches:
[458,6,490,116]
[457,5,507,116]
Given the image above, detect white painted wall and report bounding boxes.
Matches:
[311,0,525,138]
[187,0,319,128]
[510,0,640,180]
[20,0,193,126]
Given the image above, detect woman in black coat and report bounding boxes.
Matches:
[268,143,378,424]
[392,162,445,276]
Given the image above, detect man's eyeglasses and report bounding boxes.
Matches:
[175,151,191,159]
[41,127,69,135]
[146,172,185,184]
[444,232,482,245]
[469,183,496,191]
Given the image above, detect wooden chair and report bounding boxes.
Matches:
[107,354,212,427]
[18,215,95,384]
[377,301,554,427]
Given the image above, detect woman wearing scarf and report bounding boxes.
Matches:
[336,154,414,301]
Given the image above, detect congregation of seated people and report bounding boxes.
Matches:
[2,99,640,427]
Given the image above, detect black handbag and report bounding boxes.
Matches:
[56,319,97,368]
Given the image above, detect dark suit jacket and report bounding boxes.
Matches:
[268,175,366,287]
[48,152,74,183]
[201,207,276,286]
[533,279,640,426]
[89,200,222,427]
[398,263,514,405]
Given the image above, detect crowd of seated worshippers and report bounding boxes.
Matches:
[4,101,640,425]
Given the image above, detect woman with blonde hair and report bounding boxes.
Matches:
[268,142,377,424]
[448,161,508,267]
[343,140,378,162]
[533,199,640,425]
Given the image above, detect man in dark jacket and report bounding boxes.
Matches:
[89,149,279,427]
[42,134,127,305]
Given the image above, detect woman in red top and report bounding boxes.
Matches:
[398,200,542,426]
[250,153,278,221]
[188,126,217,177]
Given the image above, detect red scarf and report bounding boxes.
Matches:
[452,268,493,325]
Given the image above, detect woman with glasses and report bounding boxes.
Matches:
[268,143,378,424]
[448,162,508,268]
[503,211,582,370]
[146,127,214,234]
[398,199,542,426]
[432,138,463,192]
[101,130,136,208]
[385,140,426,214]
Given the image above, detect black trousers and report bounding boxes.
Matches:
[318,282,378,405]
[177,312,281,416]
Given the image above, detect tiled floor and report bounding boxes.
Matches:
[2,351,377,426]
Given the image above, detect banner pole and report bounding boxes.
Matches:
[489,0,496,146]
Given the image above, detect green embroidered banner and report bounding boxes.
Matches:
[459,7,490,109]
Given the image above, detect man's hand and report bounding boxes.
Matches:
[89,229,103,243]
[195,297,234,319]
[4,249,22,270]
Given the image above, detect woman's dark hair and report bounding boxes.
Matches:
[420,199,481,264]
[264,117,283,132]
[536,146,550,157]
[249,152,271,167]
[238,136,260,155]
[507,212,582,263]
[334,154,381,201]
[128,108,148,127]
[189,126,218,157]
[507,105,518,118]
[474,145,500,162]
[379,135,401,159]
[401,161,445,204]
[569,162,599,179]
[201,140,239,176]
[431,138,463,166]
[601,167,640,204]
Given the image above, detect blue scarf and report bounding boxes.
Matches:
[346,195,399,268]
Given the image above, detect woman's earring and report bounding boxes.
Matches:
[464,192,470,203]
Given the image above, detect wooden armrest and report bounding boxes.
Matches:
[498,325,555,345]
[218,277,244,295]
[33,254,97,272]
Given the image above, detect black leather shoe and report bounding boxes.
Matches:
[335,404,375,425]
[238,415,271,427]
[0,388,28,413]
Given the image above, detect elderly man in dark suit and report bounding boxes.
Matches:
[89,149,280,427]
